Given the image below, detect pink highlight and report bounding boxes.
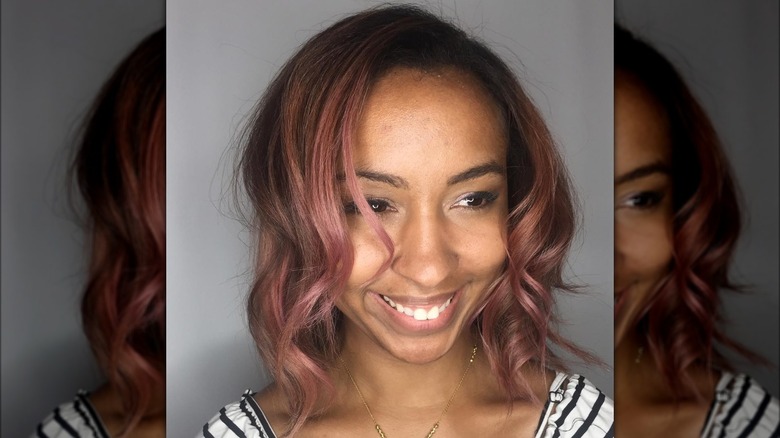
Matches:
[238,6,596,436]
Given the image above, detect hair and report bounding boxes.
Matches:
[239,6,593,435]
[615,24,763,399]
[73,28,165,436]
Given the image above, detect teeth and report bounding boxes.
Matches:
[439,297,452,313]
[381,295,454,321]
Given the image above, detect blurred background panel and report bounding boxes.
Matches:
[167,1,613,435]
[617,0,779,397]
[0,2,164,436]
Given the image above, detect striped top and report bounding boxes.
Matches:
[33,390,110,438]
[700,372,779,438]
[200,372,615,437]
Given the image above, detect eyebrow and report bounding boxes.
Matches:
[339,161,505,189]
[447,161,505,186]
[615,162,671,185]
[353,170,409,189]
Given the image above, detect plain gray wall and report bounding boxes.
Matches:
[167,1,613,435]
[0,2,164,436]
[617,1,779,397]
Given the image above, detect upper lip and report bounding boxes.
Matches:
[377,291,457,307]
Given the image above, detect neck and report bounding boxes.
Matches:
[337,324,477,411]
[89,380,165,437]
[615,330,717,405]
[616,331,667,404]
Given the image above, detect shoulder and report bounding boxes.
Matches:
[199,389,278,438]
[702,372,779,438]
[537,372,614,438]
[34,391,109,438]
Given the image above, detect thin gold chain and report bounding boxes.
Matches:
[339,344,478,438]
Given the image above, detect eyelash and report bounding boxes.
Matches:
[343,191,499,215]
[624,191,664,209]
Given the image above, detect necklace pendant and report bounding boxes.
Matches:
[426,422,440,438]
[375,423,386,438]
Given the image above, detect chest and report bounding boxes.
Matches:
[615,403,707,438]
[293,402,543,438]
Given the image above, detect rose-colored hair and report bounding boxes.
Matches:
[615,24,763,400]
[73,28,165,436]
[239,6,594,435]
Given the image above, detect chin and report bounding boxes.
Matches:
[381,334,462,365]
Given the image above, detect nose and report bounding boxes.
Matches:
[391,209,457,289]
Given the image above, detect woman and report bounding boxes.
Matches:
[202,6,612,437]
[34,28,165,438]
[614,24,779,437]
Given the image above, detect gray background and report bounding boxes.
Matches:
[617,0,779,397]
[0,2,164,436]
[167,1,613,435]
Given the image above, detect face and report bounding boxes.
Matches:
[614,72,675,343]
[336,67,508,364]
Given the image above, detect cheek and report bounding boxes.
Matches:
[345,231,388,289]
[452,218,507,281]
[615,214,673,281]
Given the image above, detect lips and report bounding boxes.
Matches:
[368,289,462,333]
[380,294,454,320]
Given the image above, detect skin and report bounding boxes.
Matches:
[89,381,165,437]
[257,67,553,437]
[614,71,717,438]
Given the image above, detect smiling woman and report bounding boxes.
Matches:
[614,24,779,437]
[198,5,612,438]
[337,68,508,366]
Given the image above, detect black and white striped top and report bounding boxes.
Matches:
[700,372,779,438]
[33,390,110,438]
[200,372,615,437]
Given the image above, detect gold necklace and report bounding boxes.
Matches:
[339,344,478,438]
[635,346,644,364]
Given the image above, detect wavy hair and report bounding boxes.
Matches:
[240,6,594,435]
[615,24,762,399]
[73,28,165,436]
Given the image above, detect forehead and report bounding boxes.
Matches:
[615,73,672,175]
[353,67,507,168]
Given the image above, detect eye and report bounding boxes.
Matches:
[624,191,663,209]
[453,191,498,209]
[343,198,392,215]
[367,199,390,213]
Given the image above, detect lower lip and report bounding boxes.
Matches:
[371,290,460,334]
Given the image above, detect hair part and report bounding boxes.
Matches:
[240,6,595,435]
[73,27,165,436]
[615,23,764,401]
